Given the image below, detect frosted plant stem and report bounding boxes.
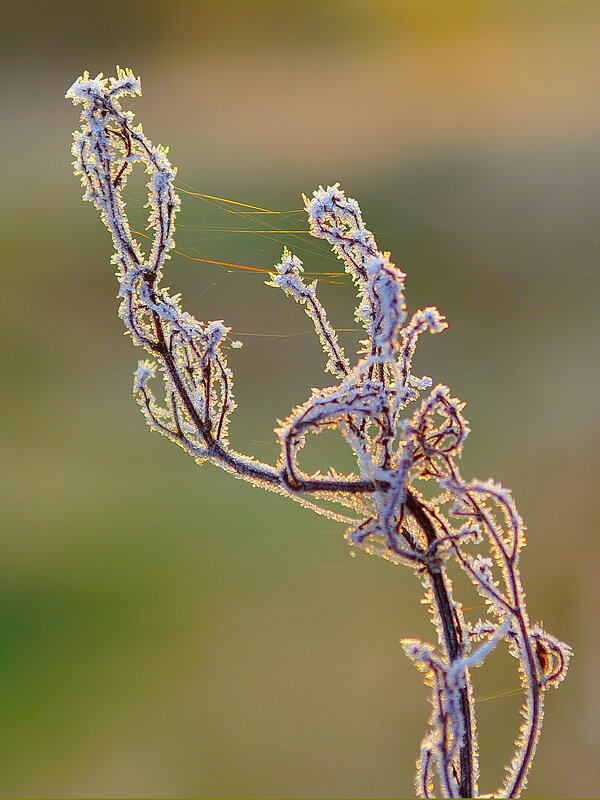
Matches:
[407,490,474,798]
[68,70,572,799]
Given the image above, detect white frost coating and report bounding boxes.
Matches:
[302,183,407,345]
[134,360,156,391]
[268,248,350,378]
[69,70,571,800]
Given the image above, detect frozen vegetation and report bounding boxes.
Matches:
[68,69,571,798]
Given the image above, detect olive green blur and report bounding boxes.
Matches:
[1,1,598,796]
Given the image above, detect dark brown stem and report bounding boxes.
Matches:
[406,491,474,798]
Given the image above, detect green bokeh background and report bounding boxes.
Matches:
[1,2,598,797]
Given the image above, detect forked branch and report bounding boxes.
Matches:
[68,69,571,798]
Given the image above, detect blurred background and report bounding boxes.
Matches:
[1,1,599,796]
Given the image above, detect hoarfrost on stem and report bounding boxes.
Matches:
[68,69,572,799]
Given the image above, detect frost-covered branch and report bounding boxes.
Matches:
[68,70,571,799]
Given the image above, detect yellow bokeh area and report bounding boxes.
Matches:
[1,2,598,797]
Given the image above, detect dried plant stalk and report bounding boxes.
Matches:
[67,69,571,798]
